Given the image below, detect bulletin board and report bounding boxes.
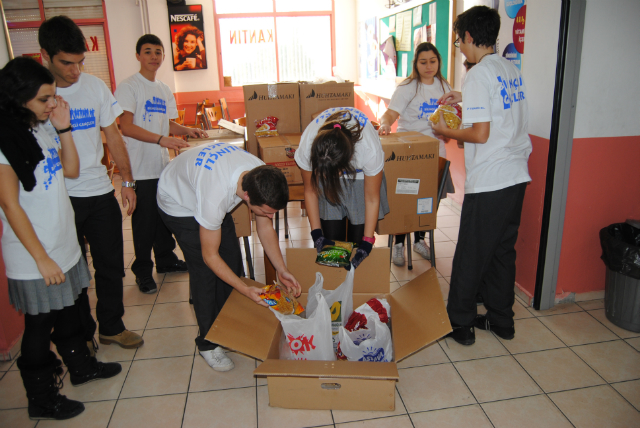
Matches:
[379,0,451,81]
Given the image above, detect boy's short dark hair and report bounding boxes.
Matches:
[242,166,289,210]
[453,6,500,48]
[38,16,87,58]
[136,34,164,54]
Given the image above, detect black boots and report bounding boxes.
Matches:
[18,352,85,420]
[56,338,122,386]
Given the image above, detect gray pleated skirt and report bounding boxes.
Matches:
[8,257,92,315]
[318,172,390,224]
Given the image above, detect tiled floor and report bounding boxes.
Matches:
[1,182,639,427]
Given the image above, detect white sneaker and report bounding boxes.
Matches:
[413,240,431,260]
[200,347,235,372]
[392,243,405,266]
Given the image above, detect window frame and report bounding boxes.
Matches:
[2,0,117,91]
[213,0,336,90]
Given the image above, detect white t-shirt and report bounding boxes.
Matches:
[157,142,264,231]
[55,73,122,197]
[388,78,451,157]
[461,55,532,194]
[0,123,81,280]
[114,73,179,180]
[295,107,384,180]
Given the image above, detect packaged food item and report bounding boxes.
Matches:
[428,103,462,130]
[260,283,304,316]
[337,298,391,360]
[255,116,279,137]
[315,241,354,268]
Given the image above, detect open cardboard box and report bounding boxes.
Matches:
[206,247,451,411]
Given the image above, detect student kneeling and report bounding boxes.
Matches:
[157,142,301,371]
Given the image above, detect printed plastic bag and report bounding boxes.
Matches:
[306,269,355,352]
[428,103,462,129]
[274,293,335,361]
[337,316,393,362]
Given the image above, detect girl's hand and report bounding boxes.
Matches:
[378,124,391,135]
[438,91,462,105]
[36,256,66,286]
[49,95,71,131]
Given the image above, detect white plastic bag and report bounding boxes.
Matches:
[274,293,335,361]
[306,269,355,352]
[338,316,393,362]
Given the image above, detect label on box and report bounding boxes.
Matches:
[396,178,420,194]
[417,197,433,214]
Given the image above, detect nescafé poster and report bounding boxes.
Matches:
[168,4,207,71]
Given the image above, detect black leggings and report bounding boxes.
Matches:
[21,302,85,368]
[395,231,426,245]
[321,218,365,244]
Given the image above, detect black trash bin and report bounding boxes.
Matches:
[600,221,640,332]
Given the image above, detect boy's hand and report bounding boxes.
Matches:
[160,136,190,150]
[378,124,391,135]
[432,111,449,136]
[438,91,462,105]
[186,127,208,139]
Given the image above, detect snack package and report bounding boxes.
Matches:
[255,116,279,137]
[337,298,391,360]
[316,241,354,268]
[428,103,462,130]
[260,283,304,316]
[344,298,391,331]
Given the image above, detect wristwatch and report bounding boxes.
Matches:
[122,181,137,190]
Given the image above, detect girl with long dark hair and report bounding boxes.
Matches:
[0,57,121,421]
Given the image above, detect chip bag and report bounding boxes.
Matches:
[255,116,279,137]
[316,241,354,268]
[260,283,304,316]
[429,103,462,130]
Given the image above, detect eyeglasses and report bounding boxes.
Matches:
[454,37,461,48]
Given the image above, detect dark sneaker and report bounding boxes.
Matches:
[474,315,515,340]
[446,324,475,346]
[135,276,157,294]
[70,361,122,386]
[156,260,188,274]
[28,393,85,420]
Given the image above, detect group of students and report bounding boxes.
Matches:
[0,6,531,421]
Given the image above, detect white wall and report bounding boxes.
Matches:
[335,0,357,82]
[573,0,640,138]
[104,0,143,87]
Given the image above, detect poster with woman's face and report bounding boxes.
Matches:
[168,4,207,71]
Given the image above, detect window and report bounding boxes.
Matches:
[1,0,116,90]
[214,0,334,87]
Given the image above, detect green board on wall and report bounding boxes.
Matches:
[379,0,450,80]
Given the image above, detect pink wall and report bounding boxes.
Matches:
[556,135,640,295]
[0,222,24,358]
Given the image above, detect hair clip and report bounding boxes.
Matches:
[334,124,342,129]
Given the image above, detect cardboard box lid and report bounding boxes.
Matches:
[204,279,280,362]
[285,248,391,294]
[389,268,452,362]
[254,359,399,380]
[257,134,302,149]
[380,131,440,146]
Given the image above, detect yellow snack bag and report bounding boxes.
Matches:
[429,104,462,130]
[260,283,304,316]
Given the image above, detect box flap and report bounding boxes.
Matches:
[285,248,390,294]
[254,359,399,380]
[389,268,452,362]
[205,282,280,361]
[257,133,302,149]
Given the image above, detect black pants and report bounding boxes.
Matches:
[131,179,179,278]
[447,183,527,328]
[321,218,365,243]
[159,209,244,351]
[70,191,125,338]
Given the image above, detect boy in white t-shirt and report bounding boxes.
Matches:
[432,6,532,346]
[116,34,205,294]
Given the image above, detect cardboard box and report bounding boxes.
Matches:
[243,83,301,156]
[231,202,252,237]
[299,82,355,132]
[376,132,440,235]
[206,247,451,411]
[258,133,302,185]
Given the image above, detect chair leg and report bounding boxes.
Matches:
[388,235,393,265]
[284,206,289,239]
[406,234,413,270]
[243,236,255,280]
[275,211,279,237]
[429,229,436,268]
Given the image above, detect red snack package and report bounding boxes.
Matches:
[255,116,279,137]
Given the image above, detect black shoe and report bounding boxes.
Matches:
[70,360,122,386]
[135,276,157,294]
[28,393,85,420]
[156,260,188,274]
[474,315,515,340]
[446,324,475,346]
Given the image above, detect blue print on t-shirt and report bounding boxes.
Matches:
[194,142,244,170]
[315,107,369,127]
[418,98,439,119]
[70,108,96,130]
[143,97,167,121]
[43,148,62,190]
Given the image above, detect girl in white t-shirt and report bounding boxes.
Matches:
[378,43,454,266]
[0,57,120,421]
[295,108,389,269]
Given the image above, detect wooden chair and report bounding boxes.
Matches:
[176,109,186,125]
[389,157,451,270]
[203,106,223,130]
[195,99,213,130]
[219,97,231,121]
[234,117,246,127]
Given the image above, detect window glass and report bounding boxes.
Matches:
[214,0,273,14]
[276,16,331,81]
[3,0,40,23]
[43,0,103,20]
[275,0,332,12]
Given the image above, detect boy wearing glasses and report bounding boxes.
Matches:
[433,6,532,345]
